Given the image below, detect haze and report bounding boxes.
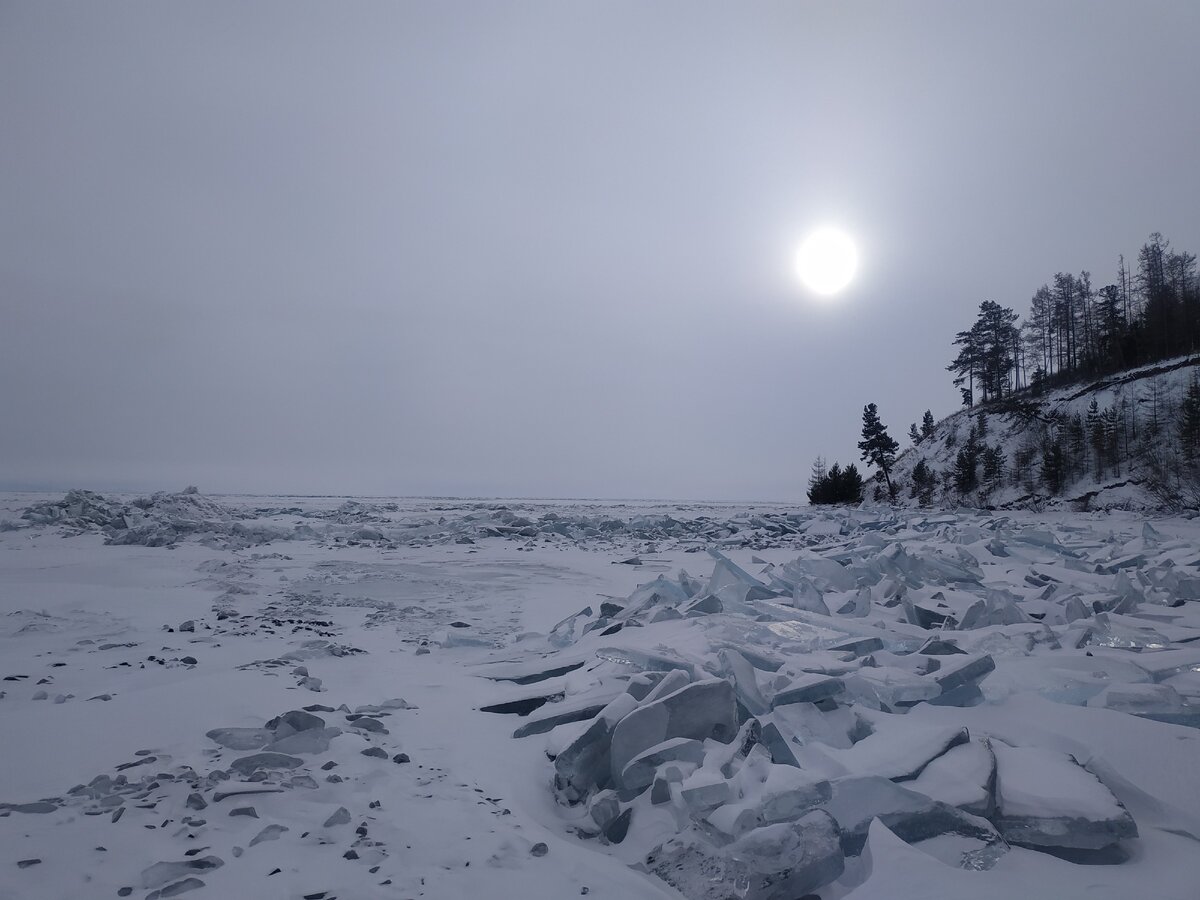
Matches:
[2,1,1198,499]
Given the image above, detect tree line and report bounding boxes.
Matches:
[947,233,1198,404]
[807,233,1200,508]
[808,402,901,505]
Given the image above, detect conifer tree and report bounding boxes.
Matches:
[1181,376,1200,464]
[954,447,978,495]
[1087,399,1105,478]
[911,459,937,506]
[908,423,922,445]
[858,403,899,502]
[807,460,864,505]
[921,410,936,440]
[1066,413,1087,480]
[1103,406,1121,477]
[982,445,1006,493]
[1041,440,1066,494]
[807,456,828,500]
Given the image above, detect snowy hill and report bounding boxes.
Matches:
[891,354,1200,511]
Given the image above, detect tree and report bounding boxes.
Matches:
[808,460,864,505]
[948,327,979,407]
[1041,439,1066,494]
[858,403,899,502]
[1181,376,1200,464]
[954,446,979,495]
[908,423,922,445]
[807,456,828,500]
[982,445,1006,493]
[974,300,1020,401]
[952,421,983,496]
[921,410,936,440]
[911,459,937,506]
[1066,413,1087,479]
[1087,399,1105,479]
[948,301,1020,405]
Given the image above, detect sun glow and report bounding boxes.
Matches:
[795,227,859,296]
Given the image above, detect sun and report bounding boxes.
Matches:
[795,227,859,296]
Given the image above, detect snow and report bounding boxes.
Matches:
[891,353,1200,510]
[992,743,1125,821]
[2,489,1200,898]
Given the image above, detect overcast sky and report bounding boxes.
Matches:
[2,1,1198,500]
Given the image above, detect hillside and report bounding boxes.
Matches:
[890,354,1200,511]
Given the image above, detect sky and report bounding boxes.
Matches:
[2,1,1199,500]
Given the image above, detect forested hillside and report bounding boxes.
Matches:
[855,233,1200,510]
[892,354,1200,510]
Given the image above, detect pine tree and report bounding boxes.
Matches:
[836,464,865,504]
[948,301,1020,405]
[921,410,936,440]
[858,403,900,503]
[1041,440,1066,494]
[808,460,864,505]
[1086,399,1105,479]
[954,447,978,495]
[908,423,922,445]
[1066,413,1087,479]
[807,456,828,502]
[1103,406,1122,477]
[1181,376,1200,464]
[982,445,1006,493]
[911,459,937,506]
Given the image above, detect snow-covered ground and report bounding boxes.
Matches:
[2,491,1199,900]
[892,353,1200,510]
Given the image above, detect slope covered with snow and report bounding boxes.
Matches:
[890,354,1200,510]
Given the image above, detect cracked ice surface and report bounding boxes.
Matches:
[2,491,1200,899]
